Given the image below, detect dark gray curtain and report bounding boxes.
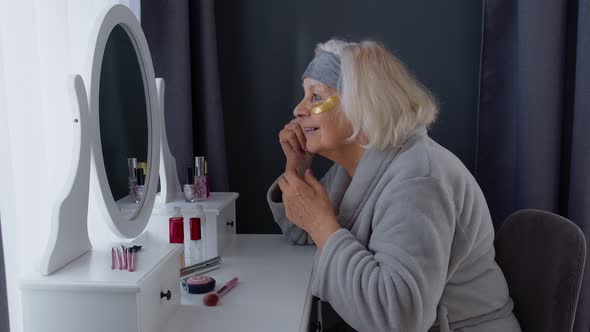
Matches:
[0,216,8,332]
[477,0,590,330]
[141,0,229,191]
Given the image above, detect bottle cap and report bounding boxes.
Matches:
[195,156,205,177]
[190,217,201,240]
[169,219,184,243]
[138,161,147,175]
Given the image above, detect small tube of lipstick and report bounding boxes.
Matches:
[128,248,136,272]
[111,248,116,270]
[121,245,128,270]
[117,248,124,270]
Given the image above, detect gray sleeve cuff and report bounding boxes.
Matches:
[312,228,358,299]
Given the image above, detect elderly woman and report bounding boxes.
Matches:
[267,39,521,332]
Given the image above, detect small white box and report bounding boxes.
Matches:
[146,192,239,263]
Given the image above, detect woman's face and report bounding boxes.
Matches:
[293,78,353,155]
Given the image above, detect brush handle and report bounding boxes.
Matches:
[217,277,239,297]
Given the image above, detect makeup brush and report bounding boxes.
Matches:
[203,277,239,307]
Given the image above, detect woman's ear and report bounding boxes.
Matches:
[358,131,369,145]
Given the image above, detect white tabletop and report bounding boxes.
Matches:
[163,234,316,332]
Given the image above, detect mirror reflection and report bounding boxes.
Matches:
[99,24,149,217]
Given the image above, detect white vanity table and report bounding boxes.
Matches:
[22,235,316,332]
[165,235,316,332]
[18,4,318,332]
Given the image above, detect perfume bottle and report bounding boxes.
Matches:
[204,159,210,198]
[127,157,137,199]
[188,216,203,264]
[195,156,207,201]
[133,168,145,203]
[183,167,197,203]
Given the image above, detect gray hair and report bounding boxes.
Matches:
[315,39,438,149]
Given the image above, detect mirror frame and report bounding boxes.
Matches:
[88,4,160,238]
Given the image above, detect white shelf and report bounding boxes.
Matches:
[22,242,182,292]
[153,192,239,216]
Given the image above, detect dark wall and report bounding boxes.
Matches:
[215,1,483,234]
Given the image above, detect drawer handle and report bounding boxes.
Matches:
[160,290,172,301]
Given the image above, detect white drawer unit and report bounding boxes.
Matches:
[21,243,182,332]
[147,192,239,262]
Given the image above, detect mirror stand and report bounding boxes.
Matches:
[40,75,92,276]
[156,78,183,203]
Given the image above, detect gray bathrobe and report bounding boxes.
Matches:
[267,128,521,332]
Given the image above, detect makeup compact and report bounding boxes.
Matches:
[181,275,216,294]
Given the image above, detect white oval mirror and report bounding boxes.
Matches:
[89,5,160,239]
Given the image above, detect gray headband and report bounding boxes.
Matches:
[302,51,341,90]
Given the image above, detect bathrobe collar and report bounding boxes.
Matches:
[333,127,427,229]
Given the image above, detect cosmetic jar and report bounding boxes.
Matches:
[184,167,197,202]
[181,275,216,294]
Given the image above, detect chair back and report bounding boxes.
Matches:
[495,209,586,332]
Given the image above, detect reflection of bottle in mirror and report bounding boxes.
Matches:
[195,156,207,201]
[188,216,203,264]
[138,161,147,177]
[183,167,197,203]
[128,158,137,199]
[169,207,186,268]
[133,168,145,203]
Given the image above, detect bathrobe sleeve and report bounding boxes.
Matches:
[312,177,455,332]
[267,165,338,245]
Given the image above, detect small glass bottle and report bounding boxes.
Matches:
[169,207,184,244]
[204,159,210,198]
[195,156,207,201]
[127,157,137,199]
[188,217,203,263]
[183,167,197,202]
[169,207,185,268]
[133,168,145,203]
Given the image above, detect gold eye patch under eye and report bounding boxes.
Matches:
[310,95,340,115]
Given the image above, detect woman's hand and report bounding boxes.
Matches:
[279,119,313,178]
[278,169,341,249]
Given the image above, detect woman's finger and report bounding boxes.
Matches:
[278,175,289,192]
[283,125,306,153]
[304,169,324,192]
[290,123,307,152]
[279,128,290,142]
[288,135,302,153]
[284,170,308,192]
[280,131,301,154]
[284,169,300,183]
[280,140,296,157]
